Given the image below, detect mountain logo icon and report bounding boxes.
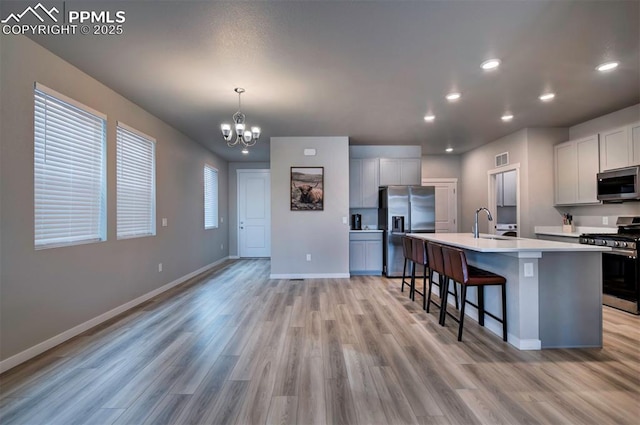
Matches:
[1,3,59,24]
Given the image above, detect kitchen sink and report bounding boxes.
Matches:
[479,235,513,240]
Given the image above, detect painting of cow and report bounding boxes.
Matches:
[291,167,324,211]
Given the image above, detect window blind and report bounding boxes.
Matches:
[34,84,106,249]
[116,123,156,239]
[204,164,218,229]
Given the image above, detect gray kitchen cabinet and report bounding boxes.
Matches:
[554,135,600,205]
[349,232,383,275]
[599,125,633,171]
[379,158,421,186]
[496,170,517,207]
[349,158,379,208]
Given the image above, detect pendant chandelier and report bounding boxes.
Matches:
[220,88,260,155]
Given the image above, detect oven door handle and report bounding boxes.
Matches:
[604,249,637,259]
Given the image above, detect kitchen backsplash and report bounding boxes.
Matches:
[350,208,378,229]
[559,203,640,227]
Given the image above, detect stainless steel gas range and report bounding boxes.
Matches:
[579,216,640,314]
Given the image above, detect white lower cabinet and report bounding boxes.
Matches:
[349,232,383,275]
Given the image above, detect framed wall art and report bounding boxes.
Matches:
[290,167,324,211]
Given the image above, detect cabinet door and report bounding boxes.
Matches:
[555,141,577,205]
[631,122,640,166]
[600,126,630,171]
[349,159,362,208]
[349,240,366,271]
[495,173,504,207]
[365,240,383,272]
[502,170,517,206]
[361,158,380,208]
[576,135,600,203]
[379,159,401,186]
[400,158,421,185]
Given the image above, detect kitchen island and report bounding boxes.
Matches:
[407,233,610,350]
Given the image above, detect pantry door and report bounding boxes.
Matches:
[238,170,271,257]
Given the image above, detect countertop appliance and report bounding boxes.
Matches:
[495,223,518,237]
[597,165,640,202]
[378,186,435,277]
[579,216,640,314]
[351,214,362,230]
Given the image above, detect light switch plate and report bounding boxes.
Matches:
[342,216,347,224]
[524,262,534,277]
[162,218,167,227]
[602,217,608,225]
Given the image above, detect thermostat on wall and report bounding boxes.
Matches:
[304,148,317,156]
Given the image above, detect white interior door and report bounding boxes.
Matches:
[238,170,271,257]
[422,179,457,233]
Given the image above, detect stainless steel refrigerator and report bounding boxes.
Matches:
[378,186,435,277]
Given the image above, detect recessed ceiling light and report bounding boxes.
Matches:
[481,59,501,70]
[596,61,619,72]
[445,147,453,153]
[539,92,555,101]
[424,114,435,122]
[446,92,461,101]
[501,114,514,122]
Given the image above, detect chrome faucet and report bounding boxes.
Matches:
[473,207,493,238]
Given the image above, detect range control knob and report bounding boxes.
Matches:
[589,239,595,244]
[621,242,628,248]
[614,241,620,247]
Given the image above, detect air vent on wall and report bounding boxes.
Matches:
[495,152,509,167]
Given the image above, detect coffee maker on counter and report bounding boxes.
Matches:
[351,214,362,230]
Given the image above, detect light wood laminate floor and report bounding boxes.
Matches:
[1,259,638,424]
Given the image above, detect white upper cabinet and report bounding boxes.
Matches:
[349,158,379,208]
[379,158,421,186]
[496,170,517,207]
[554,135,600,205]
[631,122,640,166]
[599,123,640,171]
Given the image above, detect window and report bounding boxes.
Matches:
[204,164,218,229]
[116,123,156,239]
[34,83,106,249]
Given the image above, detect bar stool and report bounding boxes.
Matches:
[401,236,414,297]
[441,246,507,342]
[425,242,458,322]
[410,238,429,307]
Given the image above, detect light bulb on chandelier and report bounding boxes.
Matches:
[220,88,260,153]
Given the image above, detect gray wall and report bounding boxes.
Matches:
[0,36,228,361]
[228,161,270,256]
[349,145,421,159]
[460,129,528,235]
[569,104,639,140]
[271,137,349,277]
[525,128,570,233]
[421,154,461,180]
[564,103,640,225]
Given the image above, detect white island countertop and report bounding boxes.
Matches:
[407,232,606,350]
[407,232,611,255]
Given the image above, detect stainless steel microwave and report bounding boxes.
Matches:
[597,166,640,202]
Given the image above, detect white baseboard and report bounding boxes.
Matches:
[228,255,240,259]
[0,256,230,374]
[270,273,350,279]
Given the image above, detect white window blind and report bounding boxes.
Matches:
[34,83,106,249]
[116,123,156,239]
[204,164,218,229]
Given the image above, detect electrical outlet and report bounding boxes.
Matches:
[342,216,347,224]
[221,243,224,250]
[220,217,224,223]
[602,217,608,225]
[158,263,163,272]
[306,254,311,261]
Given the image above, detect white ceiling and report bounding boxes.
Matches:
[23,0,640,162]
